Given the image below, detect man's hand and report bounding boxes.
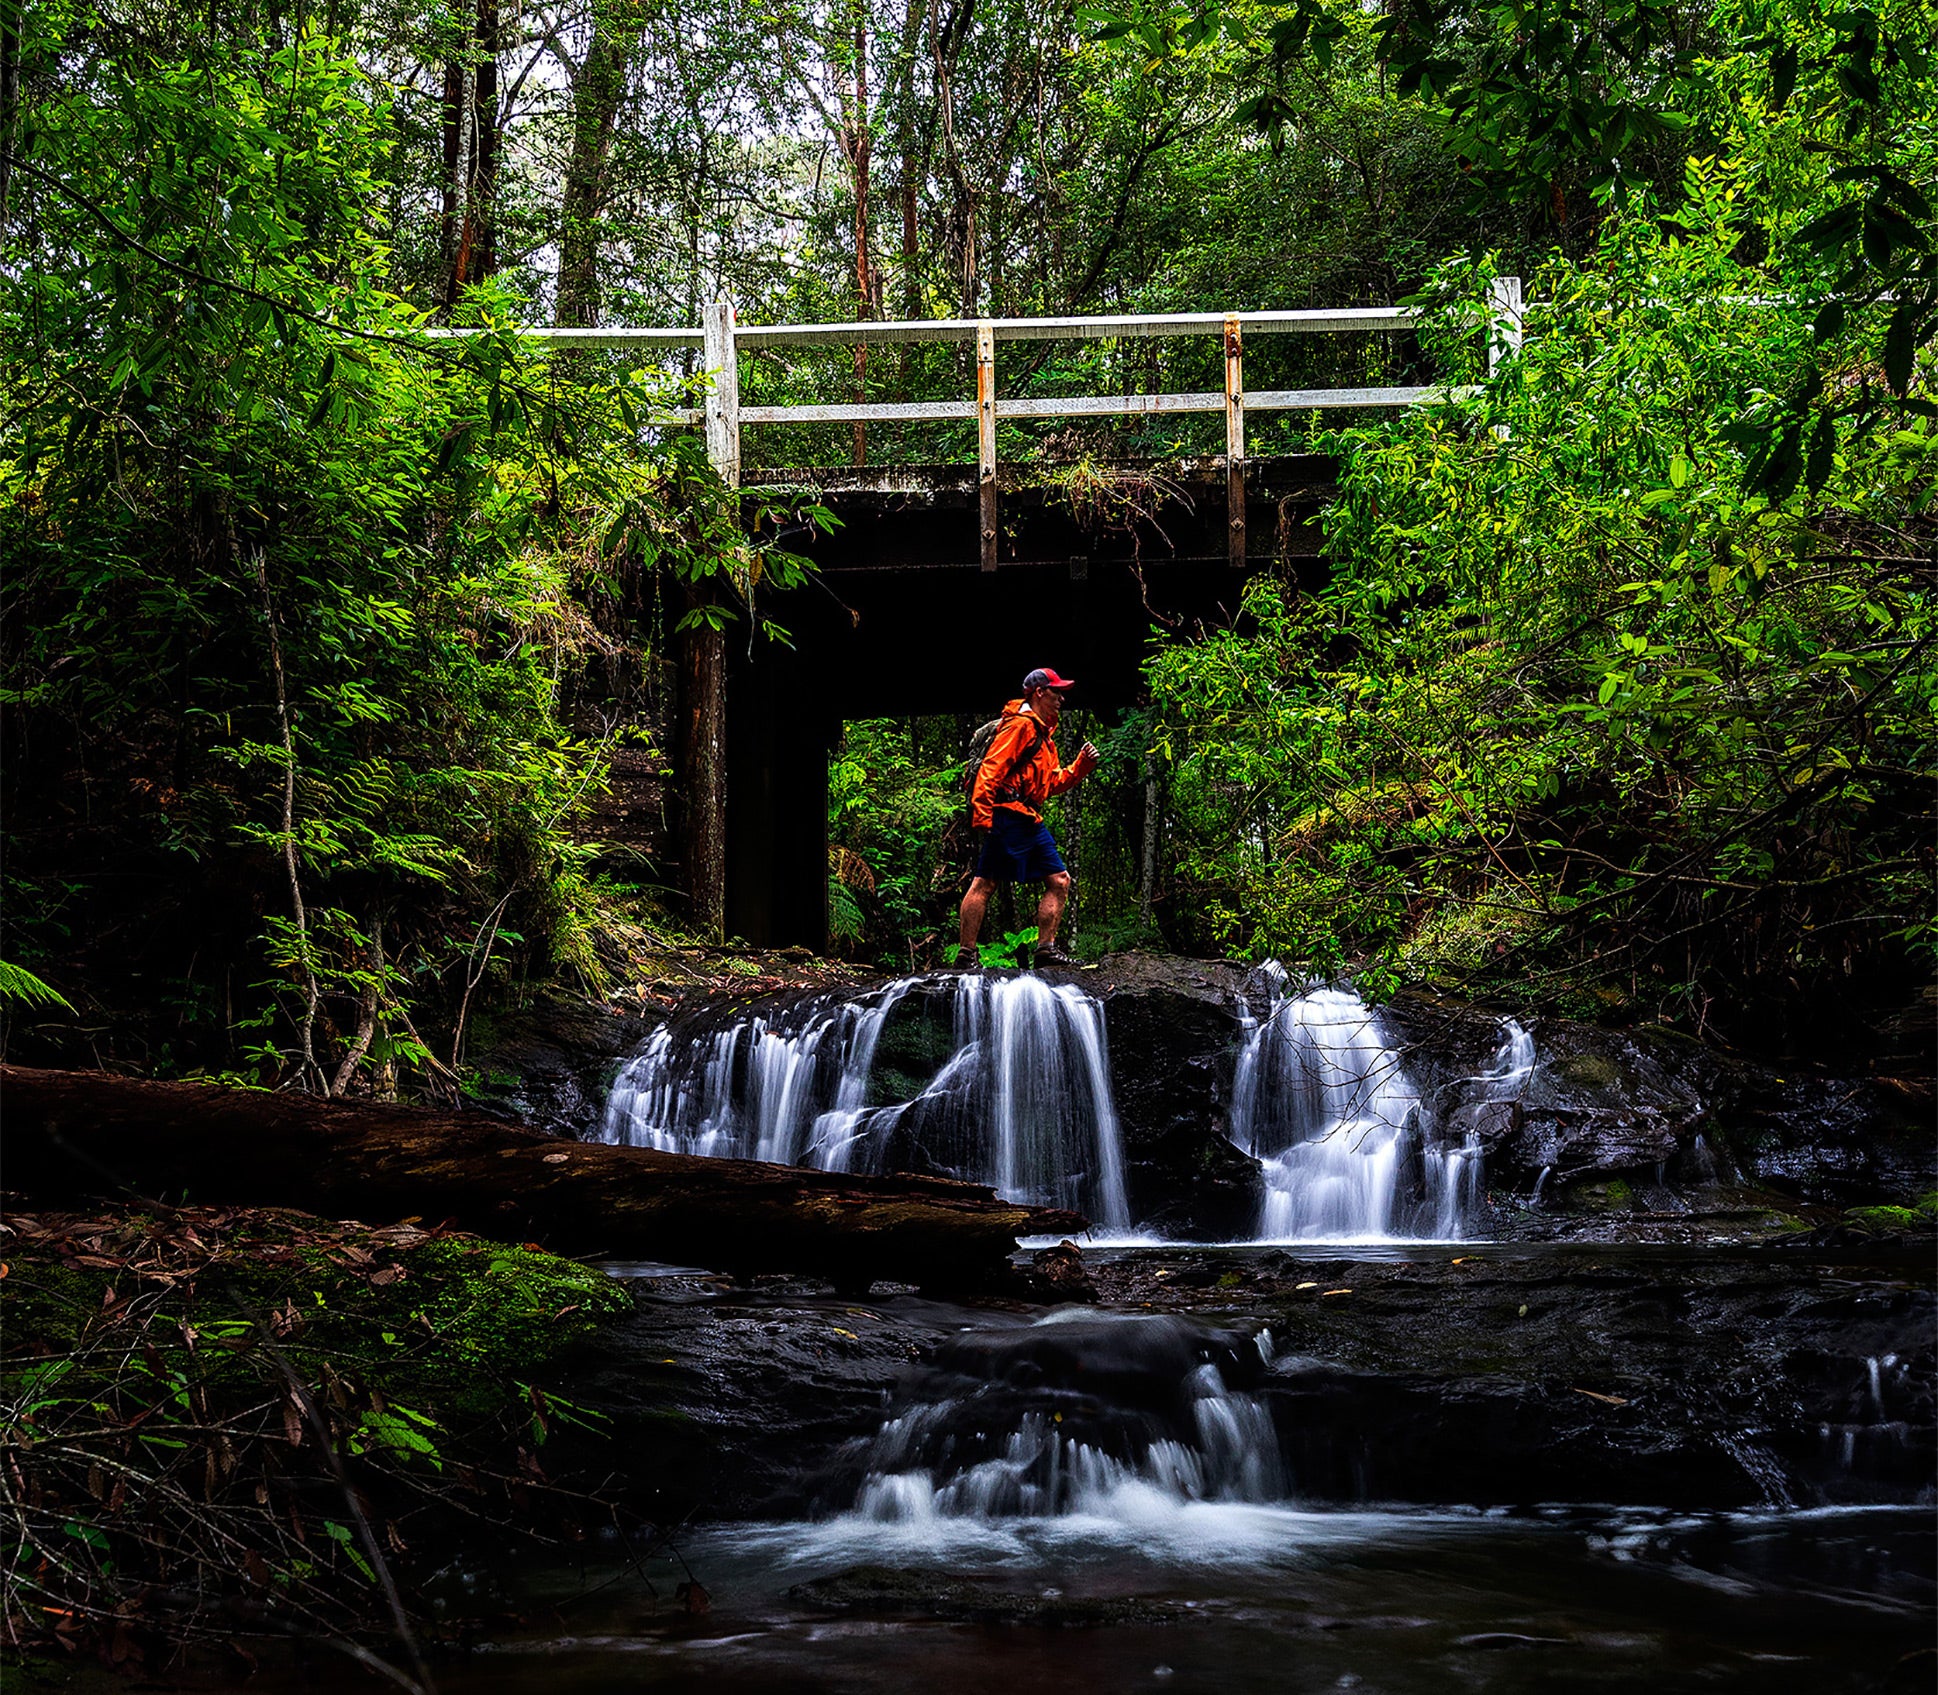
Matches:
[1075,742,1100,776]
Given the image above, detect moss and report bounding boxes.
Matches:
[1553,1052,1621,1090]
[1845,1190,1938,1233]
[3,1214,634,1428]
[1571,1178,1635,1210]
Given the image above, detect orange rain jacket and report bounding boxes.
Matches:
[970,699,1098,831]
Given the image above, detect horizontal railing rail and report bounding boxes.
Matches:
[438,282,1523,568]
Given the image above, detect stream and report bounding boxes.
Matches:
[422,968,1935,1692]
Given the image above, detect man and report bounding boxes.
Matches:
[956,668,1099,969]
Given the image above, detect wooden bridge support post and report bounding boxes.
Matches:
[1224,314,1245,567]
[977,319,998,572]
[679,295,739,939]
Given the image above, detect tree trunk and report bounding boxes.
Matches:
[1,1066,1084,1292]
[439,58,464,285]
[1139,754,1160,925]
[556,6,636,328]
[0,1,20,227]
[677,612,727,939]
[469,0,500,283]
[850,15,871,464]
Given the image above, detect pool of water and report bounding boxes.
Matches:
[444,1502,1932,1693]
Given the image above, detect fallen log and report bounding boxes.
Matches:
[0,1066,1085,1293]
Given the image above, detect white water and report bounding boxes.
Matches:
[600,973,1131,1228]
[1229,974,1431,1240]
[1228,973,1531,1242]
[599,978,921,1167]
[841,1314,1282,1529]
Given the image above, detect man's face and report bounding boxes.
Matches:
[1028,686,1064,725]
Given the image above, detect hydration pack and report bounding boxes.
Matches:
[963,713,1047,814]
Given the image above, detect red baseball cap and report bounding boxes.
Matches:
[1022,667,1076,692]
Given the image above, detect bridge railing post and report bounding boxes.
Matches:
[703,296,741,484]
[1224,314,1245,567]
[976,320,998,572]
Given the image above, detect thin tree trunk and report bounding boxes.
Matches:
[439,58,464,286]
[851,14,871,464]
[1139,754,1160,925]
[900,163,919,318]
[678,612,728,939]
[250,547,327,1096]
[329,917,385,1097]
[556,2,636,328]
[470,0,500,282]
[0,1,20,227]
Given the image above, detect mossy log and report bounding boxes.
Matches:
[0,1065,1085,1292]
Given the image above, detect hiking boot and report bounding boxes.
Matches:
[1032,941,1080,970]
[941,945,982,973]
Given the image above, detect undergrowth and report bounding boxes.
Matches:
[1,1205,639,1672]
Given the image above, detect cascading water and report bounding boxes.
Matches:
[1229,971,1434,1240]
[600,973,1131,1228]
[1227,971,1525,1241]
[831,1313,1283,1525]
[599,978,919,1168]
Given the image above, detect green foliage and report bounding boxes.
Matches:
[1144,160,1935,1029]
[0,961,72,1012]
[829,718,972,956]
[980,927,1042,969]
[0,21,812,1084]
[2,1207,636,1654]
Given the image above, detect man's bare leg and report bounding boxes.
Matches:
[957,876,998,959]
[1033,871,1072,952]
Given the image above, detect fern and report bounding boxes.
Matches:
[0,960,73,1011]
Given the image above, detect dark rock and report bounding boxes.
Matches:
[558,1252,1936,1521]
[1090,955,1260,1238]
[1030,1238,1098,1302]
[789,1565,1178,1626]
[466,992,659,1139]
[1383,992,1705,1190]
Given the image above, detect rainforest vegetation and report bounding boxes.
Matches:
[2,0,1933,1094]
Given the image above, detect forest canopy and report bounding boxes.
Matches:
[1,0,1932,1086]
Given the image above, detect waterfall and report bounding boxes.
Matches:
[835,1313,1283,1522]
[600,974,1131,1228]
[1228,976,1521,1241]
[600,979,920,1167]
[1229,977,1429,1240]
[1428,1017,1531,1234]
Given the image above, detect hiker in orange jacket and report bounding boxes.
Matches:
[956,668,1099,969]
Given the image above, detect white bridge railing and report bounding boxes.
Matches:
[452,280,1523,570]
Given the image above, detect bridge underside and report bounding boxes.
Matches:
[704,455,1337,946]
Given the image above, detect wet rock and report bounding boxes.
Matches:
[789,1565,1178,1626]
[466,993,658,1139]
[1089,956,1260,1238]
[1030,1238,1099,1302]
[555,1249,1934,1523]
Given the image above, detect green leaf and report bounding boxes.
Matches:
[1882,301,1922,397]
[0,960,73,1011]
[321,1519,375,1581]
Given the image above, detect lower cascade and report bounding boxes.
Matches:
[600,973,1131,1228]
[1229,969,1523,1241]
[830,1313,1283,1522]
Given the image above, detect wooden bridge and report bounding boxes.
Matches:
[503,284,1526,944]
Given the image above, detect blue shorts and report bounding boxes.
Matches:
[976,808,1067,882]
